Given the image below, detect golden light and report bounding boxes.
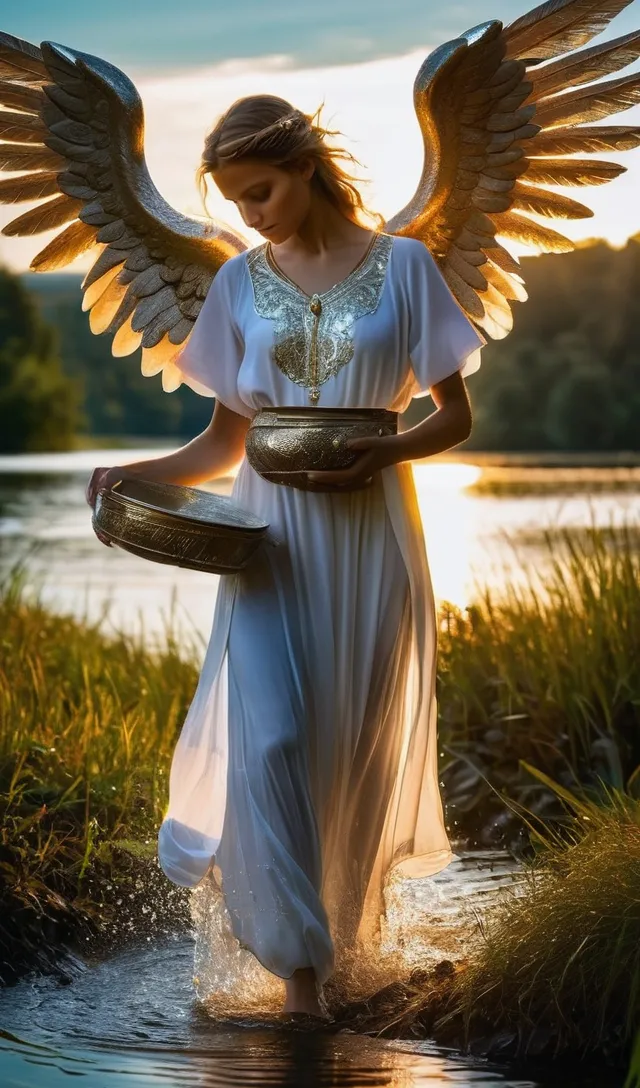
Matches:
[411,461,482,492]
[1,45,639,272]
[411,460,484,610]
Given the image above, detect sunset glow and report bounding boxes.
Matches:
[1,45,639,273]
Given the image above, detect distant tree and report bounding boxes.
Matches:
[544,333,616,450]
[26,274,212,440]
[461,236,640,452]
[0,267,83,452]
[18,235,640,452]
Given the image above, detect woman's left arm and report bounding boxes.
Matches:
[306,370,472,487]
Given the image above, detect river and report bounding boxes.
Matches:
[0,849,623,1086]
[1,447,637,1087]
[1,447,639,651]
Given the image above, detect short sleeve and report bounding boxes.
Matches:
[406,240,486,399]
[173,257,251,417]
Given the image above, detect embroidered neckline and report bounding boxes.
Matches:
[262,231,389,304]
[246,231,394,405]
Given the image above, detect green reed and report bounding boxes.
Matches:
[1,509,639,1058]
[436,515,640,838]
[358,771,640,1064]
[0,563,200,834]
[0,561,199,973]
[431,771,640,1062]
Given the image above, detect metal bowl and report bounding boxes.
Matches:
[245,406,398,492]
[92,477,269,574]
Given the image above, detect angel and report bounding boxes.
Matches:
[2,0,639,1019]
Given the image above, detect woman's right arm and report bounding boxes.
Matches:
[85,399,250,509]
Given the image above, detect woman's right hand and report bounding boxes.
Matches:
[86,466,129,548]
[85,465,129,509]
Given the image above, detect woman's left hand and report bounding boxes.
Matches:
[306,435,399,488]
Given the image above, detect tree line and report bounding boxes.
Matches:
[1,234,639,453]
[461,234,640,452]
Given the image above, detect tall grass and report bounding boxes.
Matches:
[0,562,198,977]
[364,771,640,1065]
[433,770,640,1062]
[437,519,640,846]
[1,513,639,1065]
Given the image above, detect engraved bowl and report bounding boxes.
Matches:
[92,477,269,574]
[244,406,398,492]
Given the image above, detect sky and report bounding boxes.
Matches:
[1,0,640,272]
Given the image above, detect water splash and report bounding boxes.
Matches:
[189,849,523,1016]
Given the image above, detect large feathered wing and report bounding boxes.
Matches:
[384,0,640,339]
[0,32,249,392]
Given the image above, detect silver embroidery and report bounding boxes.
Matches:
[246,233,394,404]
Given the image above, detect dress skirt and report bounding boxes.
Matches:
[158,454,454,986]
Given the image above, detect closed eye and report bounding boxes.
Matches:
[234,190,270,204]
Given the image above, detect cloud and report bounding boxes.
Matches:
[1,45,640,274]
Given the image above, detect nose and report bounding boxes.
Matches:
[240,208,262,230]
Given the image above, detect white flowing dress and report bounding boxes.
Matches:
[157,231,484,986]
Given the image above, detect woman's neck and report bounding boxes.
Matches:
[273,198,371,259]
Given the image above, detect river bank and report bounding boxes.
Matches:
[1,514,639,1073]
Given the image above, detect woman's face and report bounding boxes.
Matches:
[212,158,314,244]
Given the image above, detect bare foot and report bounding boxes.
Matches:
[283,967,329,1017]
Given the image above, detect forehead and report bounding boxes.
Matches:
[212,161,279,198]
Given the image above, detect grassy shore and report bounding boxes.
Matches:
[1,519,639,1067]
[437,519,640,854]
[0,563,196,980]
[334,777,640,1071]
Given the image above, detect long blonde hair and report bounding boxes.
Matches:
[196,94,384,230]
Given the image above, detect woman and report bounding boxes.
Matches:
[86,95,484,1018]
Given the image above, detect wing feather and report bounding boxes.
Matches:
[528,29,640,97]
[88,274,128,334]
[484,242,523,274]
[503,0,634,61]
[2,193,82,234]
[81,263,124,310]
[533,72,640,128]
[446,246,489,290]
[385,0,640,341]
[130,285,179,334]
[492,211,574,250]
[442,265,487,319]
[479,281,515,334]
[0,109,47,142]
[0,145,65,171]
[483,258,528,301]
[0,30,248,392]
[523,157,625,185]
[0,79,44,113]
[29,219,97,271]
[0,171,60,203]
[525,124,640,153]
[140,305,184,349]
[112,313,143,357]
[510,180,593,217]
[0,32,48,83]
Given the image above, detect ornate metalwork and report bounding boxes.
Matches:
[92,479,269,574]
[246,233,393,404]
[245,406,397,492]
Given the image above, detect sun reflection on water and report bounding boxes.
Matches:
[1,449,639,644]
[411,461,484,611]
